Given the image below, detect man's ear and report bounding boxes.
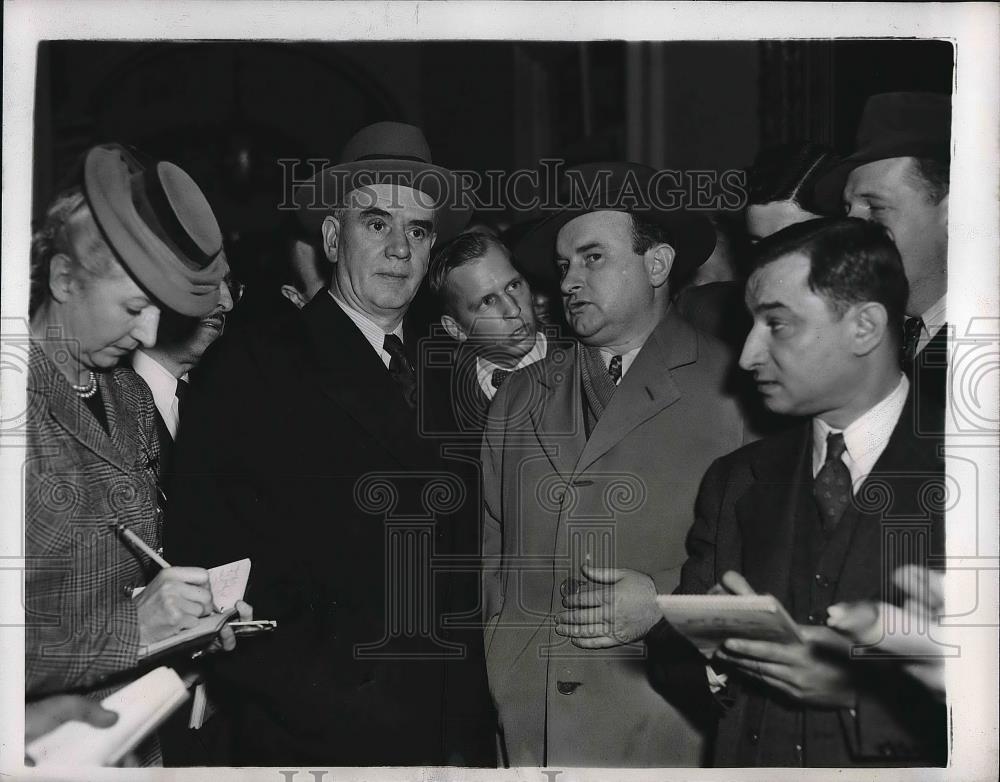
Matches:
[441,314,467,342]
[280,284,309,310]
[850,301,889,356]
[321,215,341,263]
[644,242,675,289]
[48,253,77,304]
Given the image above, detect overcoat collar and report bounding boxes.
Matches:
[528,308,699,479]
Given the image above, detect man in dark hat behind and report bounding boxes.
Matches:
[814,92,951,428]
[482,163,752,766]
[167,122,496,765]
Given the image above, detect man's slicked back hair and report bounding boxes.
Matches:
[751,217,909,345]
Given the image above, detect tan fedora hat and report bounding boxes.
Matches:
[83,144,227,317]
[294,121,473,243]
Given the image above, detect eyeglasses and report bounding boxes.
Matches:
[224,274,246,303]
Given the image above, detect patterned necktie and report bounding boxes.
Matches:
[902,317,925,369]
[491,368,511,389]
[174,377,189,419]
[383,334,417,410]
[814,432,851,532]
[608,355,623,384]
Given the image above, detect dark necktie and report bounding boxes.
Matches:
[174,377,189,420]
[383,334,417,410]
[814,432,851,532]
[902,317,925,369]
[608,355,623,384]
[491,368,511,389]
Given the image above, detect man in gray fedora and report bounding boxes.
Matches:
[167,122,497,765]
[483,163,752,766]
[814,92,951,427]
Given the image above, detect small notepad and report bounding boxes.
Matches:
[656,594,804,657]
[208,558,251,612]
[26,667,189,767]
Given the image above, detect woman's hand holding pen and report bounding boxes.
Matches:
[135,567,215,645]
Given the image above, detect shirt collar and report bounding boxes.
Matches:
[329,289,404,355]
[476,332,548,399]
[920,293,948,338]
[813,374,909,467]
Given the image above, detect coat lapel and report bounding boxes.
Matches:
[735,423,811,602]
[835,390,943,600]
[529,347,586,482]
[33,346,130,472]
[575,310,693,474]
[302,293,429,469]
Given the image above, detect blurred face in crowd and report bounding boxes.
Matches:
[843,157,948,316]
[746,200,821,243]
[281,239,329,310]
[555,210,672,351]
[441,246,538,365]
[50,210,161,370]
[323,183,437,327]
[740,251,866,427]
[169,262,236,365]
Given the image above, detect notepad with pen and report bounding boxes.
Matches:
[133,558,252,662]
[656,593,804,657]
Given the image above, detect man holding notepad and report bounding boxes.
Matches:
[660,218,946,766]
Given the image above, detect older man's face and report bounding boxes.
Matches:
[329,184,437,322]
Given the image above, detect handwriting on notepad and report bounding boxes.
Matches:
[208,558,251,612]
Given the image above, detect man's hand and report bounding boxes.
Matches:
[824,565,946,699]
[135,566,214,645]
[554,565,661,648]
[206,599,254,654]
[715,625,858,708]
[25,695,140,767]
[25,695,117,745]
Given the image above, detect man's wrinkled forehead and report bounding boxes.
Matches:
[343,183,437,220]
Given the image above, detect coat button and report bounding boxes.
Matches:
[747,730,759,745]
[556,681,581,695]
[814,573,830,588]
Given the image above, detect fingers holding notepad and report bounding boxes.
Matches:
[135,567,215,646]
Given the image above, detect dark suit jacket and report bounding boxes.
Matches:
[671,387,946,767]
[166,293,493,766]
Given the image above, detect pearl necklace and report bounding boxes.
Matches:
[71,371,98,399]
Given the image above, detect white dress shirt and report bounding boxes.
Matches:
[475,333,548,400]
[132,350,186,440]
[916,294,947,355]
[329,290,405,369]
[811,374,910,491]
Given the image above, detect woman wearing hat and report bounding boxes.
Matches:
[25,145,240,737]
